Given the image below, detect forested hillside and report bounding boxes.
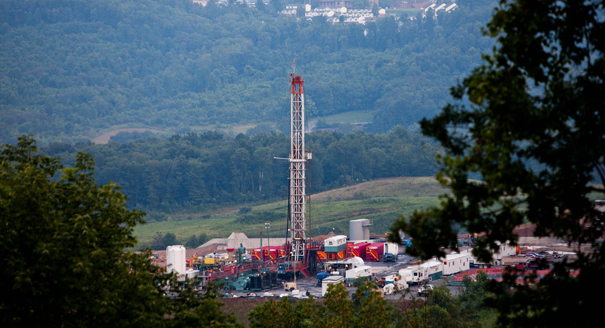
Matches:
[43,128,440,217]
[0,0,496,144]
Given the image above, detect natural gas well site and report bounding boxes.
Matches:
[150,74,584,300]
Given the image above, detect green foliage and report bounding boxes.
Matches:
[239,206,253,214]
[352,276,370,288]
[110,130,157,143]
[185,233,208,249]
[394,273,495,327]
[148,232,183,250]
[0,135,240,327]
[42,129,440,215]
[0,0,496,144]
[390,0,605,326]
[249,282,392,328]
[235,210,285,224]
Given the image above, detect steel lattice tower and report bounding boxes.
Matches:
[289,74,307,262]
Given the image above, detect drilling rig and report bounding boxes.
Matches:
[288,73,308,263]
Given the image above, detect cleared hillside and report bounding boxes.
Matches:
[134,177,447,247]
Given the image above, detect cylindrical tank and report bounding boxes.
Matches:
[166,245,186,279]
[349,220,364,241]
[362,220,370,240]
[349,219,371,241]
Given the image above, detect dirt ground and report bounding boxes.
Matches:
[220,298,270,327]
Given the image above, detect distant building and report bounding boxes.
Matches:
[318,0,352,9]
[305,7,373,24]
[192,0,208,6]
[445,3,458,12]
[412,2,429,8]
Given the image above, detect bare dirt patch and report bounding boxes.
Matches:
[92,128,162,144]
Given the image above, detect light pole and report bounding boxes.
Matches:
[265,222,271,262]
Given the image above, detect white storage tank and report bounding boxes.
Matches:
[166,245,187,279]
[346,256,365,268]
[349,219,371,241]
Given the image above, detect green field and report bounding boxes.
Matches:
[133,177,448,247]
[313,110,376,125]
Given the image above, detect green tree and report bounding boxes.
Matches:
[390,0,605,326]
[151,231,167,250]
[256,0,266,12]
[0,135,240,327]
[163,232,178,246]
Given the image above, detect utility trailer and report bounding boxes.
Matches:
[366,243,384,262]
[419,260,443,281]
[348,242,370,258]
[443,252,471,275]
[345,266,372,284]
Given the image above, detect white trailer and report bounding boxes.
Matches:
[384,242,399,255]
[398,268,415,284]
[383,275,408,295]
[470,243,517,267]
[401,265,426,285]
[495,242,516,259]
[419,260,443,281]
[443,252,471,275]
[345,265,372,283]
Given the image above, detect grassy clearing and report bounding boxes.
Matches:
[133,177,447,246]
[189,122,265,136]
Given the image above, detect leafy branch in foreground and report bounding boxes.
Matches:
[390,0,605,326]
[0,134,240,327]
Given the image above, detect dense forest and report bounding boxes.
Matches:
[42,127,440,219]
[0,0,496,144]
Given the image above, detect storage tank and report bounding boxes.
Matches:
[346,256,365,268]
[166,245,186,279]
[349,219,371,241]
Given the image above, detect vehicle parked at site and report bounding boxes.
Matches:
[512,262,528,270]
[417,284,434,296]
[316,272,330,287]
[383,253,398,262]
[284,281,297,291]
[527,258,549,270]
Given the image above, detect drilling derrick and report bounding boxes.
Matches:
[289,74,307,262]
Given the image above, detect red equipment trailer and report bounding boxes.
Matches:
[366,243,384,262]
[263,246,285,260]
[350,243,371,258]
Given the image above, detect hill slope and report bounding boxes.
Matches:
[134,177,447,247]
[0,0,496,144]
